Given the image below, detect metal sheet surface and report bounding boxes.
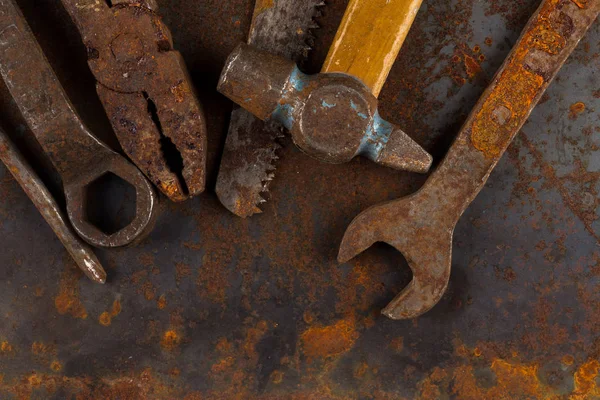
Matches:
[0,0,598,398]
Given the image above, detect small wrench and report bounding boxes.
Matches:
[0,127,106,283]
[338,0,600,319]
[0,0,158,248]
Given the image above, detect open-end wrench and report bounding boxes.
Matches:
[339,0,600,319]
[0,0,158,248]
[0,127,106,283]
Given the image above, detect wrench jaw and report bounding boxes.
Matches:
[64,156,159,249]
[338,195,454,320]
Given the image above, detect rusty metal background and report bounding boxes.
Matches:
[0,0,598,398]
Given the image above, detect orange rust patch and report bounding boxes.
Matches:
[111,299,122,317]
[54,267,87,319]
[300,317,358,360]
[303,311,315,325]
[50,361,62,372]
[160,330,181,351]
[271,370,284,384]
[464,54,481,79]
[211,356,235,374]
[562,354,575,366]
[471,0,564,158]
[157,294,167,310]
[175,262,192,285]
[142,281,157,301]
[197,249,232,305]
[0,341,12,353]
[572,0,587,8]
[31,342,55,356]
[485,37,493,46]
[353,362,369,379]
[99,312,112,327]
[27,373,42,387]
[569,102,586,119]
[573,360,600,398]
[390,337,404,353]
[170,81,189,103]
[216,337,232,353]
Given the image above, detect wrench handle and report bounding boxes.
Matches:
[322,0,424,97]
[425,0,600,222]
[0,128,106,283]
[0,0,108,178]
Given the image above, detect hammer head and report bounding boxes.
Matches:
[338,188,455,319]
[218,44,432,173]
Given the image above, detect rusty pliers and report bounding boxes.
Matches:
[61,0,207,202]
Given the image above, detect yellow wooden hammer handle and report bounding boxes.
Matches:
[322,0,424,97]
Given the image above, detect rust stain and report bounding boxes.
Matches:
[0,341,12,353]
[271,370,284,384]
[572,360,600,398]
[99,312,112,327]
[464,54,481,78]
[31,342,56,357]
[389,337,404,353]
[197,248,232,305]
[50,361,62,372]
[54,267,87,319]
[471,0,565,158]
[485,37,493,46]
[572,0,588,8]
[563,354,575,366]
[211,356,235,373]
[569,102,586,119]
[300,317,358,361]
[160,330,181,351]
[111,299,122,316]
[157,294,167,310]
[175,262,192,285]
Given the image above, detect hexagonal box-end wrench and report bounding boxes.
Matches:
[0,0,159,248]
[339,0,600,319]
[61,0,207,202]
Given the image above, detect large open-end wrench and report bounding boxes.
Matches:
[0,0,158,248]
[339,0,600,320]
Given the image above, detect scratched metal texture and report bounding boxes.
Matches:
[0,0,598,398]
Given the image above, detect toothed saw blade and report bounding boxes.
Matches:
[216,0,324,218]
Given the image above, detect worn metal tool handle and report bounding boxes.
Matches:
[322,0,424,97]
[339,0,600,320]
[0,127,106,283]
[0,0,158,248]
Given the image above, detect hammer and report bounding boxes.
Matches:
[218,0,432,173]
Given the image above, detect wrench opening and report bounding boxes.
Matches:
[338,193,454,320]
[85,172,137,235]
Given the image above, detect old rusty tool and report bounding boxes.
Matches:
[218,0,432,183]
[338,0,600,320]
[0,127,106,283]
[61,0,207,202]
[215,0,325,217]
[0,0,158,248]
